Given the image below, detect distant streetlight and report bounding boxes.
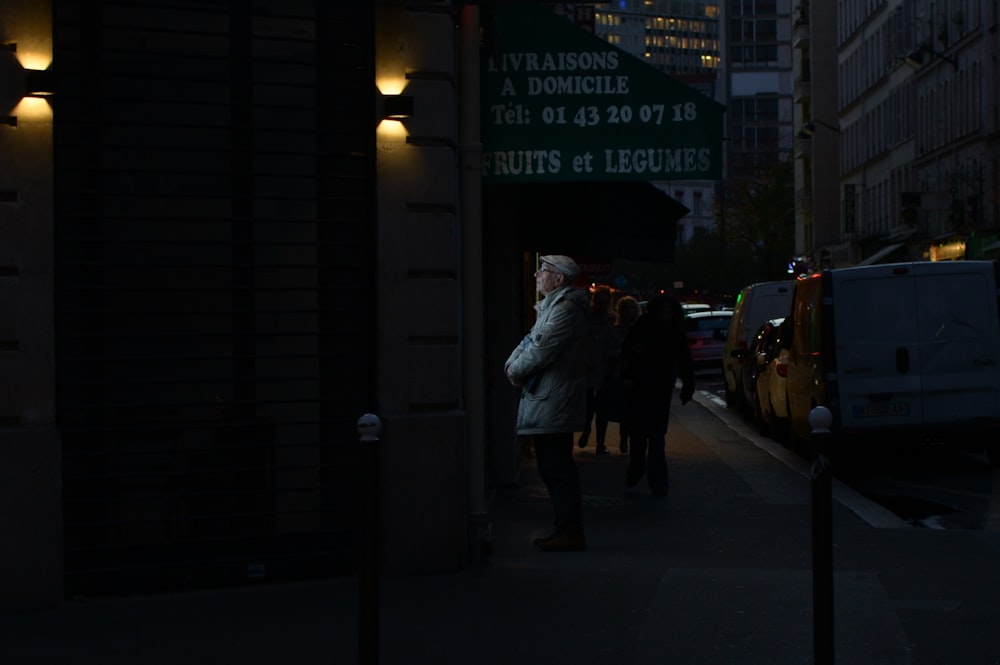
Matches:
[904,45,956,69]
[797,119,839,139]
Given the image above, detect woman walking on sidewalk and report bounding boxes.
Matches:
[620,293,695,495]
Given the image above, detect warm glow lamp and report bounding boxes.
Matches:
[382,94,414,120]
[24,68,55,97]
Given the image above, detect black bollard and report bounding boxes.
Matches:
[809,406,834,665]
[357,414,382,665]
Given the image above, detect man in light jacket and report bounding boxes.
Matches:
[505,254,589,551]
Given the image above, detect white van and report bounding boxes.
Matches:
[722,280,794,412]
[783,260,1000,465]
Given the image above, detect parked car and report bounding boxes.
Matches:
[684,310,733,370]
[751,318,791,442]
[738,318,782,416]
[722,280,793,414]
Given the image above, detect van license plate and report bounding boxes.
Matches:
[853,402,911,418]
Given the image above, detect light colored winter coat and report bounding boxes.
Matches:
[504,285,588,435]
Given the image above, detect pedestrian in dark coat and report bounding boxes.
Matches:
[578,285,618,455]
[601,295,643,454]
[620,293,695,495]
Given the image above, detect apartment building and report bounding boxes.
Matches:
[793,0,842,266]
[798,0,999,267]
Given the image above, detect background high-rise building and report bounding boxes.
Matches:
[567,2,796,285]
[724,0,794,175]
[719,0,796,286]
[562,1,724,247]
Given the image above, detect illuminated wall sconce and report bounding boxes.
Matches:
[24,69,55,97]
[1,43,56,98]
[381,94,414,120]
[378,94,413,120]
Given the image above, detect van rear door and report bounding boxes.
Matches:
[745,284,793,334]
[912,261,1000,427]
[833,264,924,430]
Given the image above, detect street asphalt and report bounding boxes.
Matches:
[2,390,999,664]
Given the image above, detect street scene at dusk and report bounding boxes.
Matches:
[2,2,1000,663]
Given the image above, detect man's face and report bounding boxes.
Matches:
[535,263,564,296]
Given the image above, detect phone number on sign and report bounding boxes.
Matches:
[489,102,699,127]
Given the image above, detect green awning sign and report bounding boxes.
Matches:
[481,6,725,183]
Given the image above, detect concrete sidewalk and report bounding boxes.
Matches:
[2,392,999,664]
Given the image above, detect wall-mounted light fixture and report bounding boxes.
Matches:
[381,94,414,121]
[904,45,957,69]
[1,42,56,99]
[24,69,55,97]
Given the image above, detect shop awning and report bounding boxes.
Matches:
[486,181,688,263]
[480,5,724,183]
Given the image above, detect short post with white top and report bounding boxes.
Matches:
[809,405,834,665]
[357,413,382,665]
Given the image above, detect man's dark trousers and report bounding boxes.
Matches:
[532,431,584,536]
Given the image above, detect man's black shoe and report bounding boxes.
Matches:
[533,531,586,551]
[596,445,610,455]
